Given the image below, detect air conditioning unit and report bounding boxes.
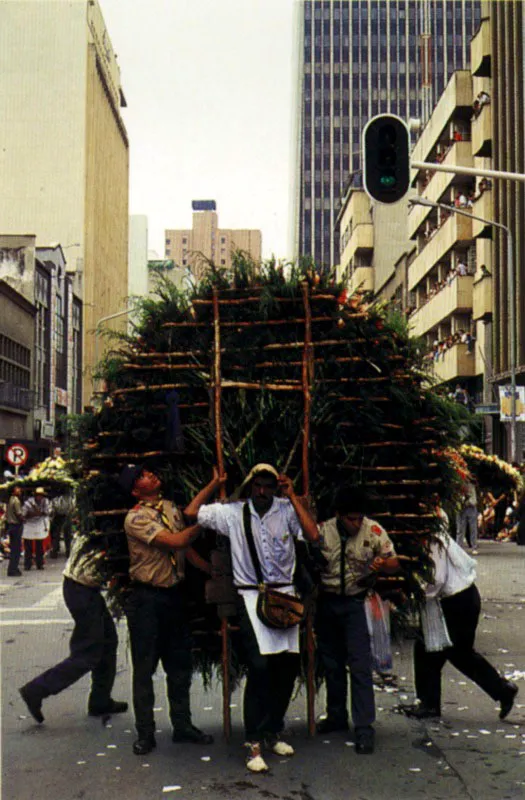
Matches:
[42,421,55,439]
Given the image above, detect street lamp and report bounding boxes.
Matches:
[93,305,140,396]
[409,196,517,462]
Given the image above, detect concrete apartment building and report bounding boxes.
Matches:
[489,1,525,394]
[0,0,129,405]
[294,0,481,270]
[0,236,82,469]
[337,4,524,459]
[165,201,262,283]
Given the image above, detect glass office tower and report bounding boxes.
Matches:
[295,0,481,269]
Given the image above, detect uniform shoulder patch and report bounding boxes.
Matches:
[129,512,149,525]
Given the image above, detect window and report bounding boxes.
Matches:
[166,238,171,245]
[55,294,64,354]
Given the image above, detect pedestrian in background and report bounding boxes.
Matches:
[19,533,128,723]
[50,492,74,558]
[456,480,479,554]
[6,485,24,576]
[22,487,51,570]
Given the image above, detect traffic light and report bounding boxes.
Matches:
[363,114,410,204]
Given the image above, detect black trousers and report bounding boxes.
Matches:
[414,583,507,712]
[50,514,72,556]
[7,522,23,574]
[237,601,299,741]
[315,592,375,729]
[23,577,118,708]
[24,539,44,569]
[124,583,193,738]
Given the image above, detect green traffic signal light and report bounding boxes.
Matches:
[380,174,397,187]
[363,114,410,204]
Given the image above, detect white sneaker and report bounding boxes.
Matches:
[245,742,269,773]
[471,549,479,555]
[271,739,295,757]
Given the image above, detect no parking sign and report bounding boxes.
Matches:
[6,443,29,474]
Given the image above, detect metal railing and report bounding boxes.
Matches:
[0,382,34,412]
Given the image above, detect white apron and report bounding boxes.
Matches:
[239,589,300,656]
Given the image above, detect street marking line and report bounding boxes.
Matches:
[0,619,71,626]
[0,608,64,613]
[33,587,64,609]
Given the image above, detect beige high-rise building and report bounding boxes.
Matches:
[0,0,129,405]
[165,201,262,282]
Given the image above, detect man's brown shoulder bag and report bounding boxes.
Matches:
[241,502,305,630]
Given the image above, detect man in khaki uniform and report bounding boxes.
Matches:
[315,488,400,755]
[121,464,213,756]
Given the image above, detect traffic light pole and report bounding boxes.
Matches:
[411,161,525,184]
[409,194,518,464]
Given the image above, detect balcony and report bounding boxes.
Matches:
[0,382,34,412]
[472,189,494,237]
[433,343,477,384]
[348,266,374,294]
[408,213,474,291]
[409,276,474,338]
[472,275,492,320]
[471,103,492,157]
[408,142,473,239]
[411,71,473,167]
[471,19,491,77]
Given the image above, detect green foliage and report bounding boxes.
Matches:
[72,252,478,666]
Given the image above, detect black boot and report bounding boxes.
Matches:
[133,734,156,755]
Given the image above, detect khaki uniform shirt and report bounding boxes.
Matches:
[6,495,23,524]
[63,534,105,588]
[319,516,396,596]
[124,499,185,588]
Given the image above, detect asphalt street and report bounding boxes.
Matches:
[2,541,524,800]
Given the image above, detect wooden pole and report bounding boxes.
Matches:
[212,287,231,743]
[301,281,316,739]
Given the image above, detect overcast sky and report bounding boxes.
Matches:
[100,0,298,261]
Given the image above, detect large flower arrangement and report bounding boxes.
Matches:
[459,445,523,493]
[0,455,77,499]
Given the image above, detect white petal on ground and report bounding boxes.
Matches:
[162,787,182,793]
[409,768,422,772]
[201,757,211,762]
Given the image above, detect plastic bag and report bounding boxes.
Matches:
[365,592,393,672]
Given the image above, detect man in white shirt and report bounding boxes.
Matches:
[185,463,319,773]
[403,511,518,720]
